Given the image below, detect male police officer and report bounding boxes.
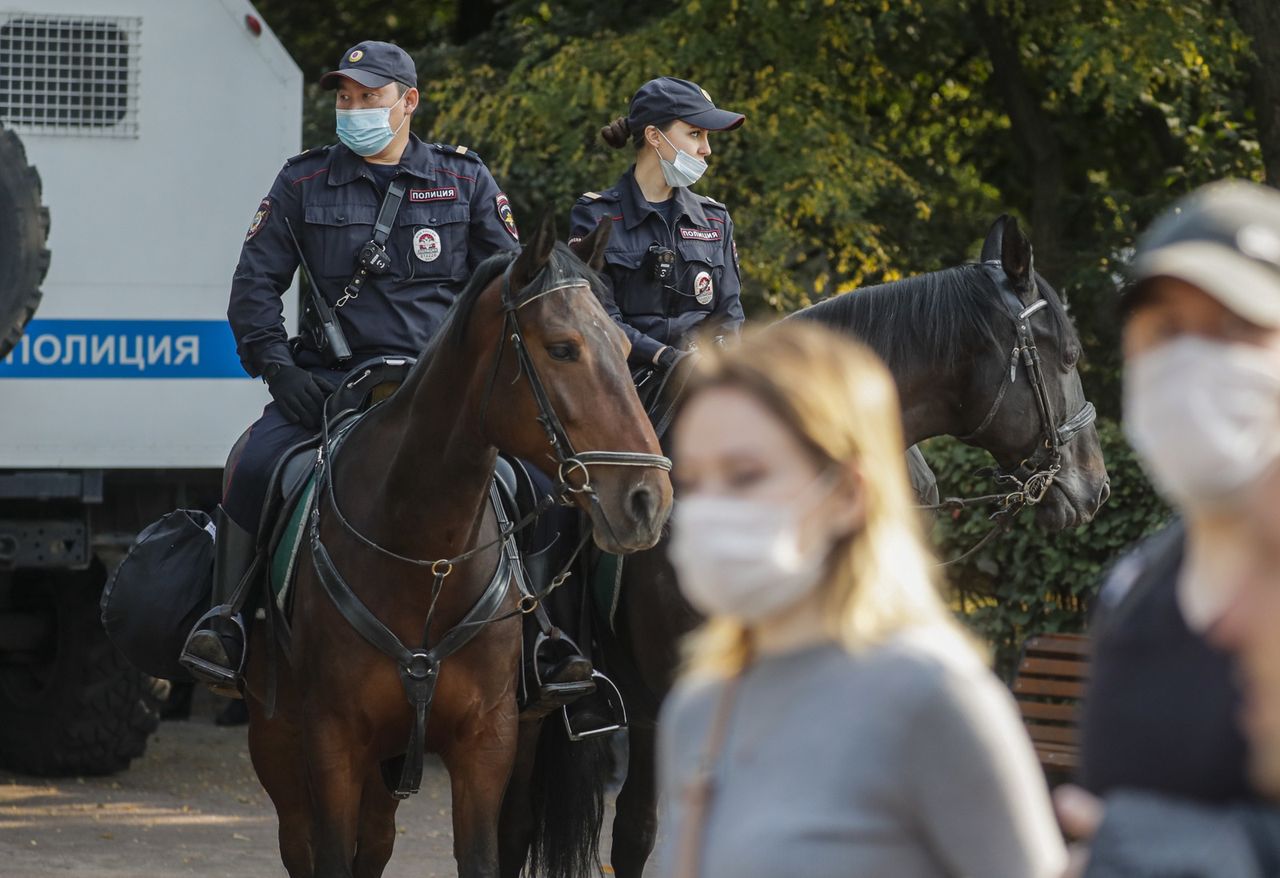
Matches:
[181,41,520,688]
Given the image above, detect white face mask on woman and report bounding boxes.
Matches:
[655,129,708,188]
[669,475,839,622]
[1124,335,1280,512]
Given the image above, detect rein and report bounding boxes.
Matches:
[922,261,1097,566]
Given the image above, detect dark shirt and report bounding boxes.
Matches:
[229,134,520,376]
[1080,520,1257,804]
[569,167,745,366]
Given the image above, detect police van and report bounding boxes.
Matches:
[0,0,300,774]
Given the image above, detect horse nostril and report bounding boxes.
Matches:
[1098,480,1111,509]
[628,483,656,523]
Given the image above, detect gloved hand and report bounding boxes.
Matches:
[655,345,692,372]
[265,364,336,430]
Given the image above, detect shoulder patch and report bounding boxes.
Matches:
[283,145,331,167]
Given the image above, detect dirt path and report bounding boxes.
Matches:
[1,693,463,877]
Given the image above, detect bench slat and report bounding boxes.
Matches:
[1018,701,1078,723]
[1024,634,1090,657]
[1024,722,1078,745]
[1018,656,1090,678]
[1014,677,1087,698]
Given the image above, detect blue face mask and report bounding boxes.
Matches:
[336,102,408,156]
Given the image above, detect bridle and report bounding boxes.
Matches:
[924,261,1096,564]
[489,264,674,501]
[317,258,672,573]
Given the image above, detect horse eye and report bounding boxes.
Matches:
[547,343,579,362]
[1063,347,1081,369]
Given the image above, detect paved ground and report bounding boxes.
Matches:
[0,689,594,877]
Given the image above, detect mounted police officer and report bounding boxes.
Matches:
[181,41,522,689]
[570,77,746,374]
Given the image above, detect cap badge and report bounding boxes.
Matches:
[348,49,364,63]
[694,271,714,305]
[413,227,442,263]
[699,87,712,103]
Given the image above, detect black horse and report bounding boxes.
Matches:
[595,215,1111,877]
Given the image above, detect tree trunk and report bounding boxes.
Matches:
[971,6,1065,281]
[1234,0,1280,187]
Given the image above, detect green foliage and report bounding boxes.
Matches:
[921,418,1171,678]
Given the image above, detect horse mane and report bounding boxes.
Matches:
[790,263,1076,372]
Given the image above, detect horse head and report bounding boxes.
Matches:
[476,213,673,553]
[959,215,1110,530]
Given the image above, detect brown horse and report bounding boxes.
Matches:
[600,216,1112,876]
[241,215,672,878]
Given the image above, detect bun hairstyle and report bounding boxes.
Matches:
[600,115,633,149]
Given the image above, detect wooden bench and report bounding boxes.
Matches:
[1011,633,1090,772]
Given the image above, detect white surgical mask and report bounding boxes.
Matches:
[669,475,837,621]
[655,129,708,188]
[1123,335,1280,512]
[336,102,408,157]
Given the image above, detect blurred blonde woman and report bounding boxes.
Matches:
[654,322,1066,878]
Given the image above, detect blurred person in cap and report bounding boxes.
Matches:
[1056,180,1280,877]
[569,77,746,379]
[180,40,522,694]
[653,322,1066,878]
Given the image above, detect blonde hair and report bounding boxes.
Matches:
[679,321,978,677]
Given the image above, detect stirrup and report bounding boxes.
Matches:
[178,606,246,698]
[562,671,627,741]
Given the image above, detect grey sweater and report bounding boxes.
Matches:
[653,631,1066,878]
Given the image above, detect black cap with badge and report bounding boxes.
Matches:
[627,77,745,132]
[319,41,417,90]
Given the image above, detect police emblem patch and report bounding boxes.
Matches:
[348,49,364,63]
[246,198,270,242]
[496,193,519,242]
[413,227,442,263]
[694,271,714,305]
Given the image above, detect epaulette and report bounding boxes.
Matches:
[432,142,482,161]
[696,193,728,210]
[283,144,332,167]
[577,189,619,204]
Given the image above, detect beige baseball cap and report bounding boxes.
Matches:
[1132,180,1280,328]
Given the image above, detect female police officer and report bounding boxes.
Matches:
[570,77,746,372]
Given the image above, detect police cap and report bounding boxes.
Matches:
[627,77,745,133]
[320,41,417,90]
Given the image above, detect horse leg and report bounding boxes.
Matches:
[496,718,544,878]
[305,720,368,878]
[610,721,660,878]
[247,700,314,878]
[441,700,520,878]
[352,769,400,878]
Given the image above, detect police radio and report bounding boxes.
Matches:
[284,217,352,366]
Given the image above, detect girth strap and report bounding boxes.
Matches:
[308,500,514,798]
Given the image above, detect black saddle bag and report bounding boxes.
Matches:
[100,509,215,682]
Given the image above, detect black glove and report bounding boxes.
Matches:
[655,345,691,372]
[265,364,336,430]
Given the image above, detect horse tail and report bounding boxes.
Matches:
[527,718,609,878]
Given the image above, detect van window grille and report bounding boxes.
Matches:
[0,14,141,137]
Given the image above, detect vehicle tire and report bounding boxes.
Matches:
[0,566,163,777]
[0,123,51,362]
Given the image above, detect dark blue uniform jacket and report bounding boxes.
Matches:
[229,134,519,376]
[569,168,744,366]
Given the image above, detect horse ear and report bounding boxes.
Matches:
[510,211,558,288]
[980,215,1008,263]
[999,215,1035,296]
[568,220,611,272]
